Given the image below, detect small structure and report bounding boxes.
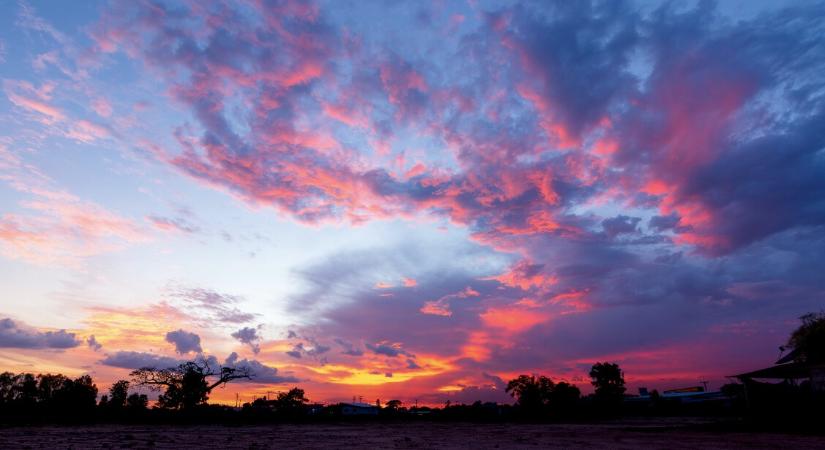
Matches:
[732,348,825,392]
[731,348,825,417]
[631,385,727,405]
[339,402,379,416]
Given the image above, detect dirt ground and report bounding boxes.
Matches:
[1,420,823,449]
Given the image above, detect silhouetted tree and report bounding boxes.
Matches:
[589,362,625,411]
[787,311,825,363]
[108,380,130,409]
[0,372,34,409]
[0,372,95,418]
[66,375,99,414]
[549,381,581,413]
[273,387,309,415]
[506,374,581,418]
[385,399,402,411]
[506,374,554,414]
[37,374,70,408]
[131,359,250,410]
[126,392,149,411]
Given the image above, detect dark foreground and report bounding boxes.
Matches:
[2,419,823,449]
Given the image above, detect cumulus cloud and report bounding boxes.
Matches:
[231,326,261,354]
[99,351,182,369]
[0,318,81,349]
[165,329,202,354]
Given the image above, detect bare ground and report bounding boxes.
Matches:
[1,419,823,449]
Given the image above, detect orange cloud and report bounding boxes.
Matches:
[480,306,551,333]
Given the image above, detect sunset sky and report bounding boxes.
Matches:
[1,0,824,406]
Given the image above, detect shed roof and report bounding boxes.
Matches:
[731,362,821,380]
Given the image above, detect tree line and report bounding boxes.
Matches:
[0,359,624,423]
[1,311,822,424]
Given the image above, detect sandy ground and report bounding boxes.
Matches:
[1,420,823,449]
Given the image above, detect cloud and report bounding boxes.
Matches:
[367,341,412,358]
[165,329,202,354]
[648,214,683,232]
[99,351,182,369]
[164,286,256,324]
[0,318,81,349]
[35,0,823,395]
[3,80,64,122]
[334,338,364,357]
[148,216,200,234]
[231,327,261,354]
[601,215,641,238]
[0,146,148,266]
[284,334,331,360]
[86,335,102,351]
[224,352,299,384]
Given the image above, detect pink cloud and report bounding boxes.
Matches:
[91,97,113,117]
[0,147,147,266]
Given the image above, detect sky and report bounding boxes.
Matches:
[1,0,824,406]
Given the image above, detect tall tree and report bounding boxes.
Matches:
[506,374,555,414]
[589,362,626,408]
[108,380,130,409]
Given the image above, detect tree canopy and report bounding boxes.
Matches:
[787,311,825,364]
[505,374,581,416]
[130,359,251,410]
[589,362,625,406]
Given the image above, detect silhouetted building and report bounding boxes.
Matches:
[733,348,825,392]
[338,402,379,415]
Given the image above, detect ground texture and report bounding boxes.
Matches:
[1,420,823,449]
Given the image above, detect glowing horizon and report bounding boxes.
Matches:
[2,0,825,406]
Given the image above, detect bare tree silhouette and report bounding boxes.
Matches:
[131,359,251,410]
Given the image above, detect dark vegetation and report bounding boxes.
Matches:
[1,312,824,428]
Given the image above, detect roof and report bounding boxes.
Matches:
[775,347,801,365]
[341,402,378,408]
[731,362,819,380]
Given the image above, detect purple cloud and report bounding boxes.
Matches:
[165,329,202,354]
[231,326,262,354]
[99,351,182,369]
[0,318,80,349]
